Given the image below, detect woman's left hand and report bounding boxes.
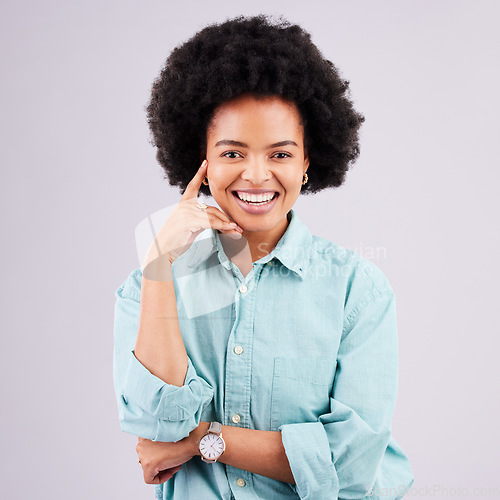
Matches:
[136,436,194,484]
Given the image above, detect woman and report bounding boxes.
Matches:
[113,15,414,500]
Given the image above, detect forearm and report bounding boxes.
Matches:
[189,422,295,485]
[134,265,187,388]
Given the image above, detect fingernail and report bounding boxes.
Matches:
[200,159,207,168]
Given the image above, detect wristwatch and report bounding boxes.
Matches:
[198,421,226,463]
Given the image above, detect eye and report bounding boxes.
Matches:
[221,151,243,159]
[272,152,292,159]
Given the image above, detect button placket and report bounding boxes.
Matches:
[225,268,265,498]
[224,277,254,432]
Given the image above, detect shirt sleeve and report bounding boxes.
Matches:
[278,288,413,499]
[113,269,215,443]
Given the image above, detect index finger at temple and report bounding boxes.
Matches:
[181,160,208,201]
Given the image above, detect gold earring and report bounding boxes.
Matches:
[302,173,308,185]
[202,177,209,186]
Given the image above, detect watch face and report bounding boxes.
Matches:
[199,434,225,460]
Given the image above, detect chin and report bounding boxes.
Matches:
[238,215,281,232]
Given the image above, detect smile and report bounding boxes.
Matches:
[234,191,277,204]
[231,191,280,214]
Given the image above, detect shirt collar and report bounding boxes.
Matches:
[183,208,312,279]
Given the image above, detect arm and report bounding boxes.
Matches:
[136,421,295,485]
[189,422,295,484]
[113,268,214,443]
[275,289,411,499]
[134,269,187,388]
[133,291,410,494]
[180,289,394,493]
[170,290,400,490]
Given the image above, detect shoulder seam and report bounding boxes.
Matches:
[342,288,394,335]
[361,261,393,295]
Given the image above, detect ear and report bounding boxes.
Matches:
[303,150,310,172]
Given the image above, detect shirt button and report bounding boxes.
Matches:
[239,284,248,294]
[236,478,246,487]
[233,345,244,355]
[232,413,241,424]
[267,261,274,266]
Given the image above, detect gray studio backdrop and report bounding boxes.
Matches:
[1,0,499,498]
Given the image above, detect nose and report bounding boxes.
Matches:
[240,157,271,184]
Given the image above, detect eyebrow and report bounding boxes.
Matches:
[214,139,298,148]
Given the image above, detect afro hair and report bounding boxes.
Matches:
[146,14,365,196]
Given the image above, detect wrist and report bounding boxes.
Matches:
[187,421,210,457]
[142,256,173,281]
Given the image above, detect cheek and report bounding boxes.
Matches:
[207,165,229,188]
[207,164,237,197]
[280,171,303,193]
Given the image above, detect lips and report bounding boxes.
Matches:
[231,191,280,215]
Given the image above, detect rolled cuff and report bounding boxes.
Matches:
[120,351,214,440]
[278,422,339,500]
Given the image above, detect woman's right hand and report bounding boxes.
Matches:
[142,160,243,279]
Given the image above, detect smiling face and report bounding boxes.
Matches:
[205,94,309,241]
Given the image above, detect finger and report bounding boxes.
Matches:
[181,160,208,202]
[144,465,159,484]
[202,206,242,229]
[188,205,243,232]
[178,204,237,232]
[157,465,182,484]
[190,209,243,234]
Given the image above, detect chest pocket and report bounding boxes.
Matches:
[270,357,335,431]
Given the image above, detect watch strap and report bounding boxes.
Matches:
[208,421,222,434]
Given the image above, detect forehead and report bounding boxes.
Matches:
[207,94,304,141]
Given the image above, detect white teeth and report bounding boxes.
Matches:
[236,191,276,203]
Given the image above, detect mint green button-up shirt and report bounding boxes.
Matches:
[113,209,414,500]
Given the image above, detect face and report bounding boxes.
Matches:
[205,94,309,238]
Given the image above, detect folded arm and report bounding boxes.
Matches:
[276,289,405,499]
[188,421,295,484]
[176,289,402,495]
[113,269,214,442]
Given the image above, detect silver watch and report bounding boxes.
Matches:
[198,421,226,463]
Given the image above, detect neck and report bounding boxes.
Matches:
[218,213,290,267]
[242,216,289,261]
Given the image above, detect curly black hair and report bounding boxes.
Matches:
[146,14,365,196]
